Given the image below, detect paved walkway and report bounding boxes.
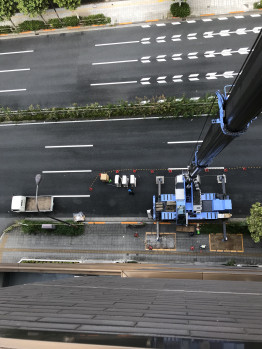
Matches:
[0,219,262,265]
[0,0,259,27]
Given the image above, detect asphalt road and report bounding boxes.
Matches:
[0,14,261,109]
[0,116,261,218]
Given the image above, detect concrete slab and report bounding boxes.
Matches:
[145,232,176,250]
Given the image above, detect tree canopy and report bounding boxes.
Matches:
[247,202,262,243]
[0,0,17,21]
[17,0,49,17]
[53,0,81,10]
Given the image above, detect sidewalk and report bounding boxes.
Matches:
[0,218,262,265]
[0,0,259,28]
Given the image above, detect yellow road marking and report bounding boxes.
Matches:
[200,13,215,16]
[0,234,9,262]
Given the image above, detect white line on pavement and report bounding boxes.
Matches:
[52,195,90,198]
[0,68,30,73]
[92,60,138,65]
[0,89,27,93]
[167,141,203,144]
[42,170,92,173]
[45,145,93,149]
[90,81,137,86]
[0,50,34,55]
[95,41,139,46]
[168,168,188,170]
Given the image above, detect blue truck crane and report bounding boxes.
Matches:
[153,30,262,230]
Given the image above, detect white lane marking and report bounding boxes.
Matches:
[52,195,90,198]
[95,41,139,46]
[157,76,167,84]
[168,167,188,170]
[187,20,196,23]
[172,53,182,60]
[45,145,93,149]
[156,55,166,62]
[190,97,200,101]
[92,60,138,65]
[220,29,230,36]
[202,18,212,22]
[188,52,198,59]
[0,89,27,93]
[250,14,261,17]
[0,115,214,127]
[172,75,183,82]
[218,17,228,20]
[141,56,151,63]
[141,37,151,44]
[187,33,197,40]
[0,68,30,73]
[142,24,150,28]
[234,15,244,18]
[208,167,225,170]
[206,72,218,80]
[235,28,247,35]
[156,36,166,43]
[90,81,137,86]
[203,31,214,38]
[0,50,34,55]
[167,141,203,144]
[206,71,237,79]
[156,23,166,26]
[188,74,199,81]
[140,77,151,85]
[204,47,249,57]
[42,170,92,173]
[172,34,181,41]
[172,22,181,25]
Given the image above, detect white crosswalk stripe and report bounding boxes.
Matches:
[187,33,197,40]
[141,37,151,44]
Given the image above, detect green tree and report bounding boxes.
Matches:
[17,0,49,23]
[53,0,81,10]
[247,202,262,243]
[0,0,18,28]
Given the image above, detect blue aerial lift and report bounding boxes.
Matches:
[153,30,262,235]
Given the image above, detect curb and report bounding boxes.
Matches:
[1,9,261,40]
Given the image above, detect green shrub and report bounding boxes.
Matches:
[61,16,79,26]
[81,14,111,25]
[199,221,249,235]
[254,1,262,9]
[0,25,13,34]
[21,220,84,236]
[48,18,63,28]
[18,20,47,32]
[171,2,191,17]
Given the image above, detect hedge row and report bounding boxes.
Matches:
[170,2,191,18]
[21,220,84,236]
[199,221,249,235]
[0,96,219,123]
[0,14,111,34]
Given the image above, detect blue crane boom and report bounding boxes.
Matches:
[153,30,262,226]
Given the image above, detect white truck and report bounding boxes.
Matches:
[11,195,54,213]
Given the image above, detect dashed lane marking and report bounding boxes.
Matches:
[92,59,138,65]
[52,195,90,198]
[90,81,137,86]
[0,50,34,55]
[45,145,93,148]
[0,89,27,93]
[0,68,30,73]
[167,141,203,144]
[42,170,92,173]
[95,40,139,46]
